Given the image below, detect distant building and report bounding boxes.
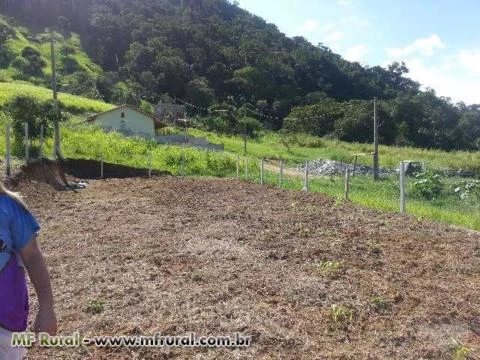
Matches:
[87,104,166,138]
[155,103,186,124]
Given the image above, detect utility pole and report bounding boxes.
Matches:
[51,32,62,160]
[373,97,379,181]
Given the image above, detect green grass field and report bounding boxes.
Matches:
[0,82,113,113]
[189,129,480,172]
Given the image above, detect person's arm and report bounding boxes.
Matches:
[20,236,57,335]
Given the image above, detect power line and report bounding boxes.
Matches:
[174,97,280,120]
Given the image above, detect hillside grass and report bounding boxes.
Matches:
[50,125,254,178]
[36,32,103,78]
[0,16,102,82]
[189,129,480,172]
[0,82,113,113]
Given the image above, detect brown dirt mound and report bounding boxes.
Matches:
[6,159,69,191]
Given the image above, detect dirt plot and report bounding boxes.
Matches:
[14,174,480,359]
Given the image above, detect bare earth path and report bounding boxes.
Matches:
[16,176,480,359]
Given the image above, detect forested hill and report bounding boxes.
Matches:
[1,0,480,150]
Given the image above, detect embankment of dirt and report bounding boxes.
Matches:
[6,159,69,190]
[60,158,171,179]
[4,158,172,190]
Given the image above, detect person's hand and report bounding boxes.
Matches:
[33,307,57,335]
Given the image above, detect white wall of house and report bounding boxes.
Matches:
[95,107,155,138]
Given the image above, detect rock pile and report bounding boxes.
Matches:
[298,159,393,176]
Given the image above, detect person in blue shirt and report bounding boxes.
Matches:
[0,182,56,359]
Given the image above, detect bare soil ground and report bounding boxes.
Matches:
[12,166,480,359]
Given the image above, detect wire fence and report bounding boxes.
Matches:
[3,121,480,230]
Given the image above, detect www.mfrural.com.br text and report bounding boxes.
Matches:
[11,332,252,348]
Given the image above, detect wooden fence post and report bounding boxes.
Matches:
[181,153,185,176]
[245,158,248,180]
[39,124,44,159]
[100,153,104,179]
[303,160,309,191]
[279,160,283,188]
[148,151,152,178]
[400,161,406,214]
[5,122,11,176]
[24,122,29,163]
[236,155,240,179]
[260,159,264,185]
[344,168,350,200]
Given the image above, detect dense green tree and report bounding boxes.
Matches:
[0,46,14,68]
[5,95,67,155]
[185,77,215,110]
[61,71,100,99]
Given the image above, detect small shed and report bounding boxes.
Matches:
[87,104,166,138]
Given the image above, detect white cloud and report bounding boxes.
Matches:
[297,19,318,33]
[344,44,368,62]
[397,54,480,104]
[459,49,480,76]
[322,31,343,43]
[337,0,352,7]
[386,34,445,58]
[340,15,370,28]
[321,23,336,33]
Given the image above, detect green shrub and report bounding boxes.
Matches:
[409,170,444,200]
[452,179,480,201]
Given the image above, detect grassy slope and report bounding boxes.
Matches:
[0,17,102,82]
[0,82,113,113]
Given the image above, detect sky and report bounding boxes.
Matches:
[236,0,480,105]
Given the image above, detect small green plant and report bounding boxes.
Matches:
[295,222,311,237]
[450,339,471,360]
[86,299,105,314]
[314,260,342,275]
[330,304,354,323]
[290,201,298,212]
[370,295,390,313]
[367,241,383,254]
[333,196,345,208]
